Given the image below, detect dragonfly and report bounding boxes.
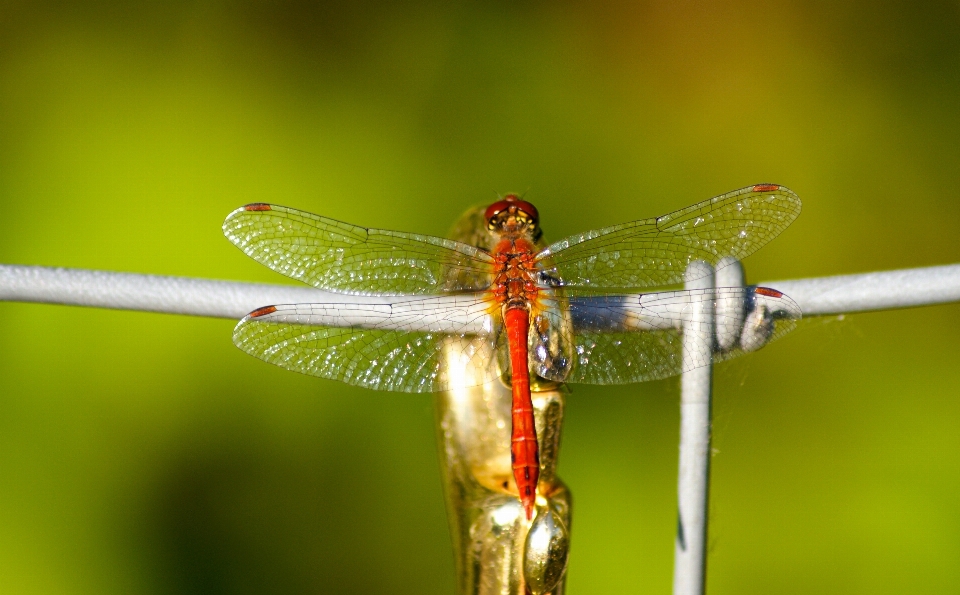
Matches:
[223,184,802,519]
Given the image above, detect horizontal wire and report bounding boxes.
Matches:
[763,263,960,316]
[1,263,959,322]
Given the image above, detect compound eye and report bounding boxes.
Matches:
[484,199,512,224]
[510,199,539,224]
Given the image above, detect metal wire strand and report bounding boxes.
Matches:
[2,263,960,318]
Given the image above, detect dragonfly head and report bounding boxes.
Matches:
[485,195,540,240]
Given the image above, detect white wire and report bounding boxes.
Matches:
[0,265,395,318]
[674,261,716,595]
[761,263,960,316]
[3,263,959,319]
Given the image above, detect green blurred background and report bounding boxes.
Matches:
[1,1,958,593]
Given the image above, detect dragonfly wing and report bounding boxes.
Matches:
[223,204,495,295]
[232,296,501,393]
[557,287,801,384]
[538,185,801,290]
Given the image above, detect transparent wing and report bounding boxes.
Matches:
[541,286,801,385]
[232,296,501,392]
[538,185,801,290]
[223,204,495,295]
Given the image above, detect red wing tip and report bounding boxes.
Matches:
[248,305,278,318]
[752,184,780,192]
[242,203,272,211]
[755,287,783,298]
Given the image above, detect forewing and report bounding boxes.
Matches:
[232,297,500,392]
[538,185,801,289]
[223,204,494,295]
[555,287,800,384]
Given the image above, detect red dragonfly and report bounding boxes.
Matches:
[223,185,802,519]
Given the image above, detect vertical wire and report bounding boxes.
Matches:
[673,261,716,595]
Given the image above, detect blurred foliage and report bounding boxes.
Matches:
[1,1,958,593]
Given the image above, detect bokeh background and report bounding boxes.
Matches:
[1,1,958,593]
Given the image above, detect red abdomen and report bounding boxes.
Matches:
[505,307,539,519]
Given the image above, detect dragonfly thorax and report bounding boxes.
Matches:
[491,238,540,311]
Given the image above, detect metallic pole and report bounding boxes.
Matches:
[434,382,570,595]
[672,257,748,594]
[673,261,716,595]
